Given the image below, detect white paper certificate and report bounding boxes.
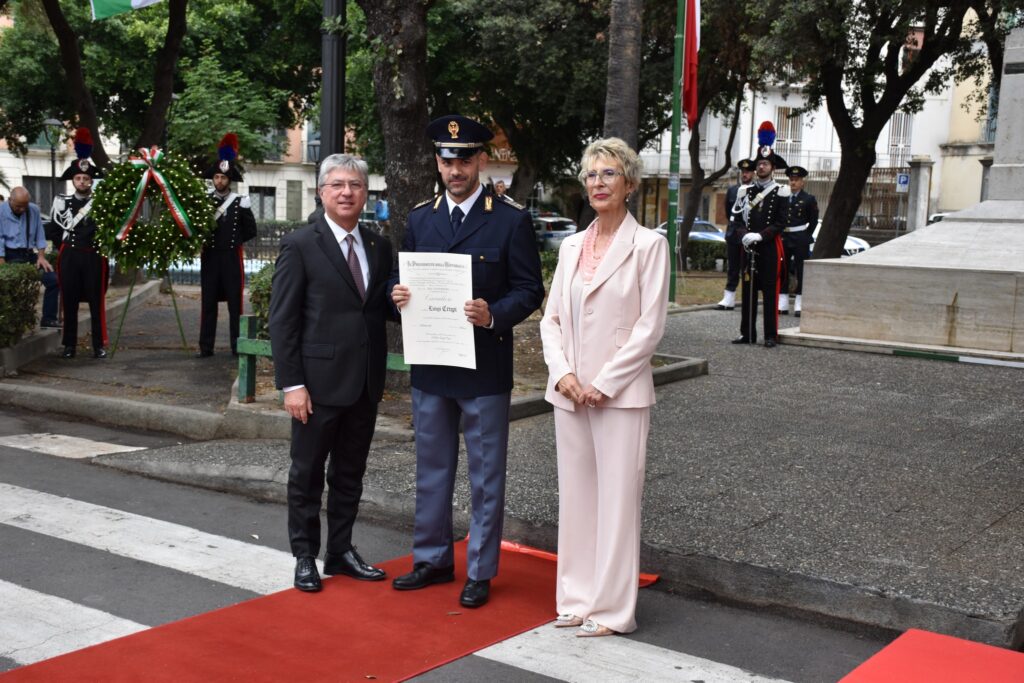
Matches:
[398,252,476,369]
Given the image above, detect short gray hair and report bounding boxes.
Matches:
[577,137,642,189]
[318,153,369,188]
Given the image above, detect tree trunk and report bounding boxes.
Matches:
[355,0,436,257]
[137,0,188,148]
[40,0,109,168]
[509,158,538,207]
[603,0,643,150]
[813,145,875,259]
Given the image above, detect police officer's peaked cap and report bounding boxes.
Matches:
[786,165,809,178]
[427,115,494,159]
[203,133,245,181]
[737,159,755,172]
[60,127,104,180]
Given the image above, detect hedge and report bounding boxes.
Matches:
[0,262,41,347]
[686,241,727,271]
[249,261,275,340]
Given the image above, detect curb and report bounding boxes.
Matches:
[1,279,162,377]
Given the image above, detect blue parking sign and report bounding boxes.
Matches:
[896,173,910,193]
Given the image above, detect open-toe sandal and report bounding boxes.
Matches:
[553,613,584,628]
[576,619,617,637]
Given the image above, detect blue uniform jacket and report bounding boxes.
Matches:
[389,191,545,398]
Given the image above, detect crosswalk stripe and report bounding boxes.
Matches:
[476,625,793,682]
[0,433,147,459]
[0,483,299,595]
[0,579,147,666]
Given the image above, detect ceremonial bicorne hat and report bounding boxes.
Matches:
[59,127,104,180]
[752,121,787,171]
[426,115,494,159]
[203,133,245,181]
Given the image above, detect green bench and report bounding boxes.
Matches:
[235,314,410,403]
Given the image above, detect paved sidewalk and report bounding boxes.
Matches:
[3,284,1023,648]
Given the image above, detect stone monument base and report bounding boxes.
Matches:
[783,200,1024,359]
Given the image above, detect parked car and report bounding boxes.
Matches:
[927,213,949,225]
[811,221,870,257]
[533,215,577,251]
[653,219,726,243]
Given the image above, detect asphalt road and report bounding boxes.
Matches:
[0,407,889,681]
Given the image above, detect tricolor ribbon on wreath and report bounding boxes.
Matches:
[116,146,194,240]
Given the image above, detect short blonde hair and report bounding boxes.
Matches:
[577,137,642,189]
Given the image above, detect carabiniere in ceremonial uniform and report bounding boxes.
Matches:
[197,133,258,357]
[733,121,789,348]
[49,128,109,359]
[778,165,818,317]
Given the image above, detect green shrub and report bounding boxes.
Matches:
[248,261,275,340]
[0,263,41,347]
[687,241,726,271]
[540,249,559,288]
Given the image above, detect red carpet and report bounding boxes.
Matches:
[3,541,556,683]
[841,629,1024,682]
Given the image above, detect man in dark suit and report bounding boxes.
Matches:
[715,159,754,311]
[269,153,395,592]
[197,133,258,358]
[389,115,545,608]
[779,165,818,317]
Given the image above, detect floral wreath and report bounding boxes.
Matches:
[93,147,214,274]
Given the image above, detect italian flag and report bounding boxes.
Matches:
[91,0,164,20]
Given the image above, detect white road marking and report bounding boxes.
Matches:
[0,579,147,665]
[0,433,147,459]
[0,483,301,595]
[476,625,793,682]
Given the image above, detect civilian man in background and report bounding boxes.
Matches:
[0,187,59,328]
[269,153,395,593]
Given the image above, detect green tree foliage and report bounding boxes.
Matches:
[0,0,320,158]
[167,49,283,167]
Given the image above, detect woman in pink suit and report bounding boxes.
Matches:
[540,138,669,637]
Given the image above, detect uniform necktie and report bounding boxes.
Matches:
[450,205,464,238]
[345,234,365,301]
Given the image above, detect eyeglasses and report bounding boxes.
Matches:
[582,169,624,184]
[321,180,365,192]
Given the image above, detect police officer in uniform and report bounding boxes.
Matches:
[715,159,755,310]
[50,128,108,359]
[778,165,818,317]
[197,133,257,357]
[389,115,545,608]
[733,121,789,348]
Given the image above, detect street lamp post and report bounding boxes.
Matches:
[42,118,63,210]
[307,138,322,214]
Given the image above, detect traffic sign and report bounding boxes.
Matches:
[895,173,910,194]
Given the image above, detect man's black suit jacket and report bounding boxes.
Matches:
[269,218,394,407]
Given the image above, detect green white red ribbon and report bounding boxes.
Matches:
[116,146,194,241]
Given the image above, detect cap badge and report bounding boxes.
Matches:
[759,146,771,158]
[448,121,460,139]
[78,159,90,172]
[219,160,230,173]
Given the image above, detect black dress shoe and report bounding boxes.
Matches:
[731,336,751,344]
[194,350,214,358]
[459,579,490,608]
[40,318,61,329]
[714,304,735,311]
[779,310,789,316]
[323,548,386,581]
[61,346,76,359]
[392,562,455,591]
[294,556,322,592]
[764,339,777,348]
[93,348,107,359]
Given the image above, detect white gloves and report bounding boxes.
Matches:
[741,232,763,247]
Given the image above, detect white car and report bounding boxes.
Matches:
[811,221,870,257]
[533,216,577,251]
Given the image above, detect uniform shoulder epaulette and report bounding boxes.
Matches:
[497,194,525,210]
[239,195,251,209]
[412,195,439,211]
[777,184,792,199]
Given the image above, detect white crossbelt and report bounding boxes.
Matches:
[784,223,809,233]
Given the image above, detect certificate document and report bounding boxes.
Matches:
[398,252,476,369]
